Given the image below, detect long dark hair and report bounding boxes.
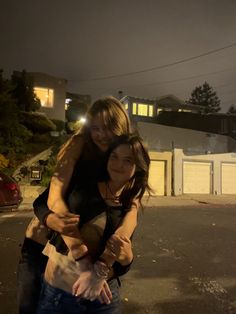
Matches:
[105,134,152,209]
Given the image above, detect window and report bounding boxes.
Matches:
[34,87,54,108]
[138,104,148,116]
[149,105,153,117]
[124,103,129,110]
[132,102,137,114]
[178,109,191,112]
[132,102,153,117]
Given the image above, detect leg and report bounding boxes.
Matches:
[17,238,47,314]
[36,280,88,314]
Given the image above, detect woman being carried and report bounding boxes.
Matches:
[36,134,151,314]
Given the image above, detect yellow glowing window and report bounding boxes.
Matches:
[157,108,163,114]
[132,102,137,114]
[149,105,153,116]
[34,87,54,108]
[138,104,148,116]
[124,103,129,110]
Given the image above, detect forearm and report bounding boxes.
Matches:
[99,207,138,267]
[33,187,53,225]
[34,186,87,259]
[49,198,88,259]
[114,206,138,238]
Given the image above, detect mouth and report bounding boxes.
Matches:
[110,169,123,174]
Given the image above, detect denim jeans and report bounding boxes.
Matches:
[36,279,121,314]
[17,237,48,314]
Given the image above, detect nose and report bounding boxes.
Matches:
[98,128,109,140]
[114,159,124,171]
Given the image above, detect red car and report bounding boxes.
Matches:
[0,170,22,209]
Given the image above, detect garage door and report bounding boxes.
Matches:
[149,160,165,195]
[183,161,211,194]
[221,163,236,194]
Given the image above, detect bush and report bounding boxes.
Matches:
[31,133,52,144]
[20,111,56,133]
[0,154,9,168]
[0,124,33,154]
[51,119,65,132]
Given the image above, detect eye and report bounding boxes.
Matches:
[123,158,133,165]
[91,125,99,131]
[110,153,117,160]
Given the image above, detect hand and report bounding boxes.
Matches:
[45,212,79,235]
[72,261,112,303]
[98,281,112,304]
[72,269,105,301]
[107,234,133,266]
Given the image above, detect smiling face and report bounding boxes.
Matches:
[89,114,114,152]
[107,144,136,186]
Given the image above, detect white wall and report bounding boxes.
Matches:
[137,121,236,154]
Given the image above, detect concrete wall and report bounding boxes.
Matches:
[173,148,236,195]
[136,121,235,154]
[30,72,67,121]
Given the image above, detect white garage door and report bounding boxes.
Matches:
[149,160,165,195]
[221,163,236,194]
[183,161,211,194]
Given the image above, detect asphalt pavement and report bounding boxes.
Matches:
[1,195,236,314]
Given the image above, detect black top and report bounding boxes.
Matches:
[33,141,107,225]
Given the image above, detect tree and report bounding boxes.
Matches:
[188,81,221,114]
[227,105,236,114]
[11,70,41,112]
[0,70,32,155]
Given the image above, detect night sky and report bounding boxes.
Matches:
[1,0,236,111]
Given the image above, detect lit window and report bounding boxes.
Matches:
[138,103,148,116]
[34,87,54,108]
[178,109,191,112]
[124,103,129,110]
[132,102,137,115]
[157,108,163,115]
[149,105,153,117]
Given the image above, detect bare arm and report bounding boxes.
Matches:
[99,201,139,266]
[46,134,89,259]
[48,133,84,209]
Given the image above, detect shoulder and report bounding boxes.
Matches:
[57,134,85,162]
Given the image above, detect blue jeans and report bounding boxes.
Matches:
[36,279,121,314]
[17,237,48,314]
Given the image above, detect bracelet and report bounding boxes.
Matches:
[98,257,113,269]
[94,260,110,279]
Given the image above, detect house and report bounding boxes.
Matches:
[29,72,67,121]
[121,95,203,123]
[120,95,236,196]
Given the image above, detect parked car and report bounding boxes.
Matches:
[0,170,22,209]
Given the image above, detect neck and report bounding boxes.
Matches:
[105,180,125,203]
[107,180,125,195]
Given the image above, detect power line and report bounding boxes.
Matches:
[118,66,236,89]
[70,42,236,82]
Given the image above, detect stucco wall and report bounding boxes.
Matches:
[173,148,236,195]
[137,121,235,154]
